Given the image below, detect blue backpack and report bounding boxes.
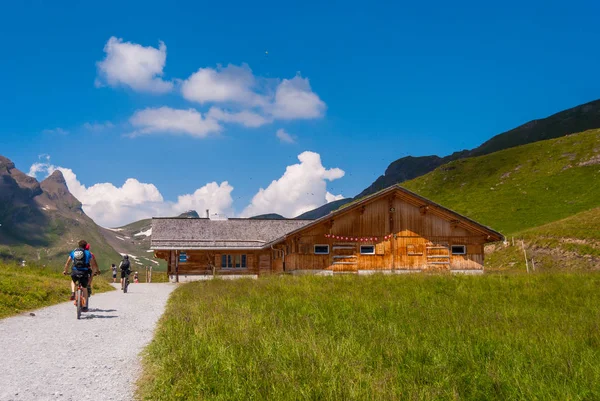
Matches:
[72,248,89,269]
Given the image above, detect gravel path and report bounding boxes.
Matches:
[0,283,176,401]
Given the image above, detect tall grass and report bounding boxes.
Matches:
[138,274,600,400]
[0,262,114,318]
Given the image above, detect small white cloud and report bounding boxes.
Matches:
[129,107,222,138]
[207,107,270,128]
[276,128,296,144]
[28,163,47,177]
[42,128,69,135]
[326,192,344,203]
[270,75,326,120]
[83,121,114,131]
[241,151,344,218]
[96,36,173,94]
[181,64,267,106]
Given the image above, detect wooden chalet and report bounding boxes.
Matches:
[152,185,503,281]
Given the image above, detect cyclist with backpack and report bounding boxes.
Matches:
[119,255,132,290]
[63,240,97,312]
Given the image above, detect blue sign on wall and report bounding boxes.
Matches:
[179,252,187,263]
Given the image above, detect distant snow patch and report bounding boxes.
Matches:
[120,253,139,261]
[116,236,126,241]
[146,250,154,253]
[105,227,123,232]
[134,228,152,237]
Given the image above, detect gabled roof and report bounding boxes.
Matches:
[151,185,504,251]
[151,217,313,250]
[265,184,504,246]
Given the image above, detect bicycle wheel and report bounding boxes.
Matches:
[76,289,82,320]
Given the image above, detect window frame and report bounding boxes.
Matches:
[360,245,376,255]
[221,254,248,268]
[451,245,466,255]
[314,244,330,255]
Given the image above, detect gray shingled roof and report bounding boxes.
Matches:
[151,218,313,250]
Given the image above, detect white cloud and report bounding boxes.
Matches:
[174,182,234,215]
[83,121,114,131]
[29,160,234,227]
[129,107,222,138]
[28,162,48,177]
[181,63,326,125]
[270,76,326,119]
[42,127,69,135]
[241,151,344,218]
[326,192,344,203]
[181,64,267,107]
[276,128,296,144]
[96,36,173,94]
[207,107,270,128]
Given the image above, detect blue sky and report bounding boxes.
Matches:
[1,0,599,226]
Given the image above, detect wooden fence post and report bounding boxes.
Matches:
[521,240,529,273]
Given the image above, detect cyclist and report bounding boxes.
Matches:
[63,240,97,312]
[134,271,139,283]
[111,263,117,283]
[119,255,131,290]
[84,243,99,295]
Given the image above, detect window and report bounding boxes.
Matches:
[360,245,375,255]
[314,245,330,255]
[221,254,247,268]
[451,245,466,255]
[179,252,187,263]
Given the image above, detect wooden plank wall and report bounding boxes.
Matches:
[154,250,271,275]
[283,195,487,272]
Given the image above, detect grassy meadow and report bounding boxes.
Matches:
[138,274,600,400]
[0,262,114,318]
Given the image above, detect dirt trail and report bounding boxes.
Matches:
[0,283,175,401]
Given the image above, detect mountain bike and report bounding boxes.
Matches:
[122,272,130,293]
[65,272,89,319]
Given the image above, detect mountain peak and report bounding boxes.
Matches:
[43,169,67,185]
[178,210,200,218]
[0,155,16,171]
[0,154,42,194]
[39,169,81,211]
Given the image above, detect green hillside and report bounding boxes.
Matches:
[99,218,167,277]
[355,98,600,202]
[0,261,114,318]
[487,207,600,271]
[402,129,600,234]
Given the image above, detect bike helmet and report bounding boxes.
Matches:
[123,255,129,259]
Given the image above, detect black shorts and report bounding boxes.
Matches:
[71,269,91,288]
[121,270,130,279]
[112,273,117,278]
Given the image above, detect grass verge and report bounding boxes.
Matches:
[138,274,600,400]
[0,262,114,318]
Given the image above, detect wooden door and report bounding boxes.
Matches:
[426,241,450,270]
[259,254,271,275]
[331,243,358,273]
